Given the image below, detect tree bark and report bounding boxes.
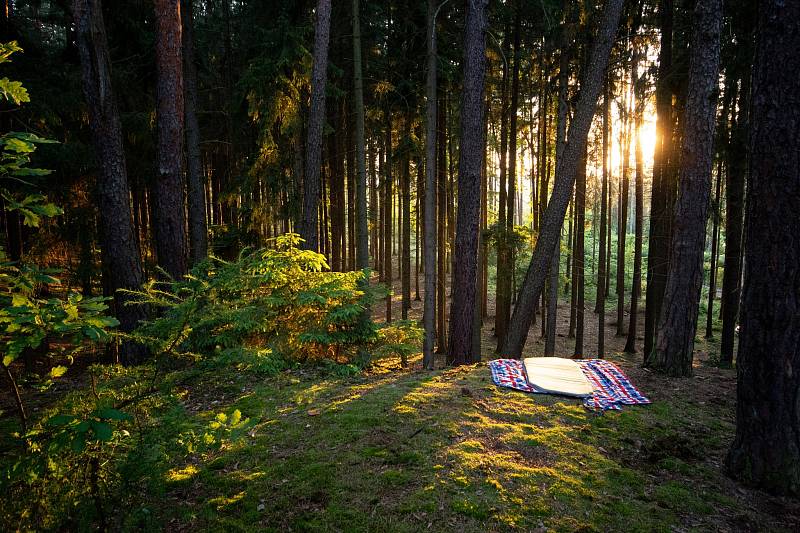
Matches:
[182,0,207,265]
[643,0,675,360]
[423,0,438,369]
[153,0,188,279]
[501,0,625,358]
[74,0,147,364]
[596,78,609,358]
[401,115,411,319]
[624,38,645,354]
[447,0,488,365]
[648,0,722,377]
[726,0,800,496]
[720,75,747,366]
[300,0,332,252]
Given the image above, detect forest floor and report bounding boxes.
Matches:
[3,274,800,531]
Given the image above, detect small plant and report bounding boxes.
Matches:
[127,233,382,364]
[374,320,424,368]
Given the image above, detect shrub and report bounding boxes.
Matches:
[127,233,383,364]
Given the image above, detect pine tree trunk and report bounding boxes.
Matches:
[401,115,412,319]
[423,0,438,369]
[153,0,188,279]
[624,41,645,354]
[596,79,609,357]
[353,0,369,272]
[649,0,722,377]
[384,109,393,323]
[300,0,332,252]
[182,0,207,265]
[643,0,675,360]
[501,0,624,358]
[74,0,147,364]
[705,157,722,339]
[726,0,800,495]
[494,34,510,345]
[574,148,587,358]
[447,0,488,365]
[720,75,747,366]
[436,91,448,353]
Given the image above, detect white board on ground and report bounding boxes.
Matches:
[523,357,594,398]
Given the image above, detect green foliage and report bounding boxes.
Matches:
[374,320,424,368]
[0,251,119,369]
[0,42,61,228]
[128,233,380,363]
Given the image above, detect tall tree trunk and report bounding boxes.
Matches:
[423,0,438,369]
[74,0,146,364]
[624,39,645,354]
[501,0,625,358]
[351,0,370,353]
[643,0,674,360]
[447,0,488,365]
[546,20,572,357]
[596,78,609,357]
[182,0,207,265]
[726,0,800,495]
[720,75,748,366]
[494,33,510,345]
[648,0,722,377]
[436,91,448,353]
[384,109,393,322]
[705,157,722,339]
[573,148,587,358]
[300,0,332,252]
[401,116,412,319]
[153,0,188,279]
[616,38,633,337]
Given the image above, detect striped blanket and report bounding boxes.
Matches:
[489,358,650,411]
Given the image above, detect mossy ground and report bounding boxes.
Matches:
[3,282,798,531]
[68,350,793,532]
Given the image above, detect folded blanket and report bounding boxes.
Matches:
[488,358,651,411]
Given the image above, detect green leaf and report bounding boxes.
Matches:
[0,77,29,105]
[71,432,86,452]
[91,421,113,441]
[46,414,75,427]
[49,365,68,378]
[96,408,132,421]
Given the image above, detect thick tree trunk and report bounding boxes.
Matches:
[726,0,800,495]
[423,0,438,369]
[447,0,488,365]
[649,0,721,377]
[153,0,188,279]
[74,0,147,364]
[182,0,207,265]
[501,0,624,358]
[300,0,332,252]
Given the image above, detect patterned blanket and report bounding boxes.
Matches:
[489,358,651,411]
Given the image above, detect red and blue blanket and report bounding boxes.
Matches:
[489,358,650,411]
